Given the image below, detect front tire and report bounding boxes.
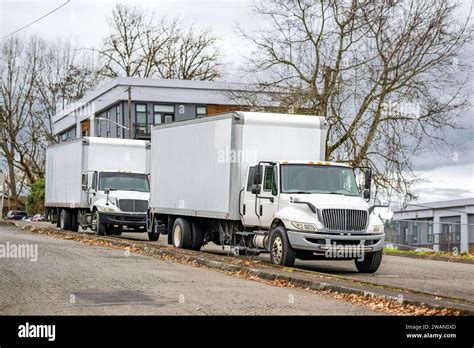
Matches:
[172,218,192,249]
[92,210,106,236]
[355,250,383,273]
[270,226,296,267]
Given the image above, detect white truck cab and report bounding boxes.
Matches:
[242,160,384,271]
[45,137,157,240]
[82,170,150,236]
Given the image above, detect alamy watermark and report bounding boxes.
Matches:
[217,147,257,164]
[0,242,38,262]
[324,243,365,261]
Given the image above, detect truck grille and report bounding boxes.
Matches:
[118,199,148,213]
[321,209,368,232]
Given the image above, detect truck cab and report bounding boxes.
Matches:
[242,160,385,272]
[80,170,151,237]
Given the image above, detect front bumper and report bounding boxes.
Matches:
[287,230,385,254]
[100,212,147,227]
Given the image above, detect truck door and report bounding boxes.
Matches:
[241,164,278,229]
[241,165,260,227]
[258,164,278,228]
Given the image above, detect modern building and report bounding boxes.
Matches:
[53,77,278,141]
[392,198,474,253]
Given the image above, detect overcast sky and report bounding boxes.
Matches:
[1,0,473,206]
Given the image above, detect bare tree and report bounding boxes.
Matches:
[100,4,221,80]
[239,0,473,199]
[0,36,42,206]
[0,36,101,207]
[158,26,221,80]
[34,38,102,143]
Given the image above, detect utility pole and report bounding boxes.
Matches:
[127,86,132,139]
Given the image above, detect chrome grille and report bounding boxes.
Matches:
[321,209,368,232]
[118,199,148,213]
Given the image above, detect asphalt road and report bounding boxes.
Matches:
[0,223,380,315]
[10,221,474,304]
[114,229,474,302]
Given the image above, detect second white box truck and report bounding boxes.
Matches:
[45,137,159,240]
[148,112,385,272]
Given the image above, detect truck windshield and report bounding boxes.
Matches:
[99,172,150,192]
[281,164,359,196]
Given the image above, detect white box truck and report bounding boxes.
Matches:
[45,137,159,240]
[148,112,385,272]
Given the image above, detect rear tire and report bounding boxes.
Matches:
[190,222,203,251]
[355,250,383,273]
[172,218,192,249]
[59,209,71,231]
[270,226,296,267]
[69,210,79,232]
[148,217,160,241]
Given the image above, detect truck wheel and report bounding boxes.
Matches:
[190,222,203,251]
[270,227,296,267]
[69,211,79,232]
[355,250,383,273]
[172,218,192,249]
[148,217,160,241]
[92,210,106,236]
[56,209,61,228]
[59,209,71,231]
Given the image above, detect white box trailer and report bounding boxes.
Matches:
[149,112,385,273]
[45,137,157,240]
[150,112,326,220]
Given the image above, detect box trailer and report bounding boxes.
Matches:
[148,112,385,273]
[45,137,158,240]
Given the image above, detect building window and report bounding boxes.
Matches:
[412,224,418,243]
[97,118,101,137]
[106,111,111,137]
[454,224,461,242]
[135,103,148,138]
[116,105,121,138]
[153,104,174,125]
[196,105,207,117]
[427,223,433,243]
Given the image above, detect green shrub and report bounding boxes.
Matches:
[26,178,45,215]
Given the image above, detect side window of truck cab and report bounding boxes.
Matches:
[246,166,257,191]
[91,172,97,191]
[263,165,278,196]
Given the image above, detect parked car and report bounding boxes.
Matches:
[22,216,32,221]
[32,214,45,222]
[5,210,28,220]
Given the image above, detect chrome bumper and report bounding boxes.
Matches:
[287,230,385,253]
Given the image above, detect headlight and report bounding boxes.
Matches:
[370,224,384,234]
[98,206,116,213]
[291,221,317,232]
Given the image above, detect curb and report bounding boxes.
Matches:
[4,221,474,315]
[384,250,474,264]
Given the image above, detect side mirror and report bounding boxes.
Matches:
[104,188,110,195]
[363,168,372,200]
[251,184,261,195]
